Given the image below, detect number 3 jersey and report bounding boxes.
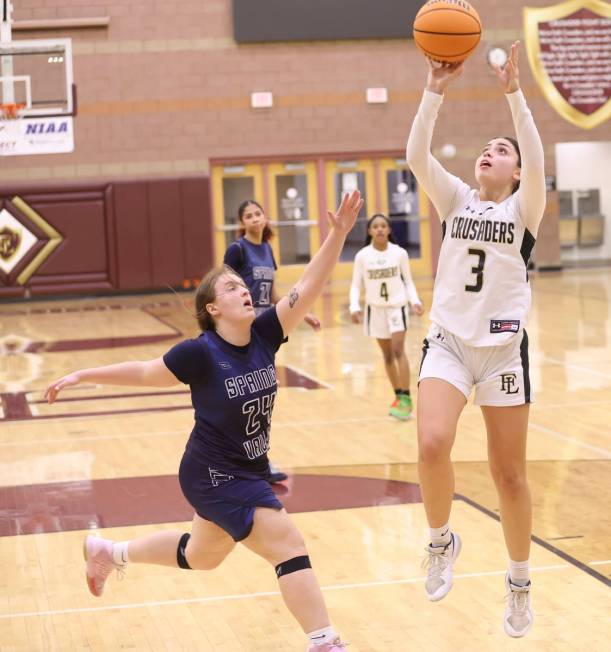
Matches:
[163,308,285,479]
[349,242,421,312]
[406,88,546,347]
[432,190,534,346]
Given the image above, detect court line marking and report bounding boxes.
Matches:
[589,560,611,566]
[528,422,611,458]
[0,564,569,620]
[543,355,611,382]
[458,495,611,588]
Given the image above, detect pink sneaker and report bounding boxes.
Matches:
[83,535,124,597]
[307,638,347,651]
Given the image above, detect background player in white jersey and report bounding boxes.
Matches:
[406,42,545,637]
[350,213,423,420]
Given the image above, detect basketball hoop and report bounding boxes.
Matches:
[0,102,26,120]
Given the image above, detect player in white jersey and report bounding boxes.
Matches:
[350,214,423,420]
[406,42,545,638]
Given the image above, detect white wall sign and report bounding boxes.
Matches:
[0,116,74,156]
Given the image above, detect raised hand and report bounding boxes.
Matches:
[492,40,520,93]
[44,372,81,404]
[327,190,363,235]
[304,313,321,331]
[425,59,464,95]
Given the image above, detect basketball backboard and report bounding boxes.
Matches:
[0,38,75,118]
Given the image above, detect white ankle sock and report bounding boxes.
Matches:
[430,523,452,548]
[112,541,130,566]
[308,626,337,646]
[509,558,530,586]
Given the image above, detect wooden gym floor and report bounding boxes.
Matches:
[0,266,610,651]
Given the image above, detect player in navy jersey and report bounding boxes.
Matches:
[224,199,321,483]
[45,190,363,652]
[406,43,545,637]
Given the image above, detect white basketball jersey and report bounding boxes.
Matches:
[350,242,420,311]
[431,190,534,346]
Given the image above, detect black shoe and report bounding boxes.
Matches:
[267,470,288,484]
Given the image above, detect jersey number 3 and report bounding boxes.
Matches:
[465,248,486,293]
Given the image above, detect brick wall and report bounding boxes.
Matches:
[3,0,608,184]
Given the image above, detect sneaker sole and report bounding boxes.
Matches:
[389,413,412,421]
[83,535,103,598]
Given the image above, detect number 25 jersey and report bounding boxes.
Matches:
[432,188,534,346]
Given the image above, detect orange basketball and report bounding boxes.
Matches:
[413,0,482,63]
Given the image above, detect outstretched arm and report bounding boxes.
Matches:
[45,358,177,404]
[406,60,471,220]
[276,190,363,335]
[492,41,546,234]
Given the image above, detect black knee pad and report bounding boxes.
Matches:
[275,555,311,578]
[177,532,192,569]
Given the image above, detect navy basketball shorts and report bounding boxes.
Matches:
[178,453,283,542]
[419,322,532,406]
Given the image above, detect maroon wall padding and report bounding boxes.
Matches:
[0,176,213,298]
[113,181,152,290]
[181,177,213,281]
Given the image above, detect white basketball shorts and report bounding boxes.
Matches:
[364,304,408,339]
[419,323,532,406]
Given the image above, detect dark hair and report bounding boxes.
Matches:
[194,264,237,331]
[237,199,273,242]
[502,136,521,193]
[365,213,396,246]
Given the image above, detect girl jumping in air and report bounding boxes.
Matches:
[406,42,545,637]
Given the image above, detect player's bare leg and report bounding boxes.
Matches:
[417,378,466,600]
[243,507,345,649]
[84,514,235,596]
[483,403,533,637]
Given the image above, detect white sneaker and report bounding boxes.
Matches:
[423,532,462,601]
[504,574,533,637]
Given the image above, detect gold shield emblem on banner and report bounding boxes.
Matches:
[524,0,611,130]
[0,226,21,262]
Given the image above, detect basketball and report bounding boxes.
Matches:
[413,0,482,63]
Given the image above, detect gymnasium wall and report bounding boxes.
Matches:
[0,177,213,298]
[2,0,610,290]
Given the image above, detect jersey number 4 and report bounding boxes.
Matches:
[465,248,486,293]
[380,282,389,301]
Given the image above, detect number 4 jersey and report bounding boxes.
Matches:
[350,242,421,312]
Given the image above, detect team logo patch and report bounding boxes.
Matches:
[490,320,520,334]
[218,361,231,369]
[500,373,519,395]
[209,468,234,486]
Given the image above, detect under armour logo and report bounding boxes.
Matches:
[500,373,519,394]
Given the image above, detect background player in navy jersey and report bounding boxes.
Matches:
[349,214,423,420]
[45,190,363,652]
[224,199,321,484]
[406,42,545,637]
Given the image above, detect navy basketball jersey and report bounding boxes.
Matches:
[163,308,285,480]
[224,237,277,314]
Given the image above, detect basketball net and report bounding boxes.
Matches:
[0,102,25,119]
